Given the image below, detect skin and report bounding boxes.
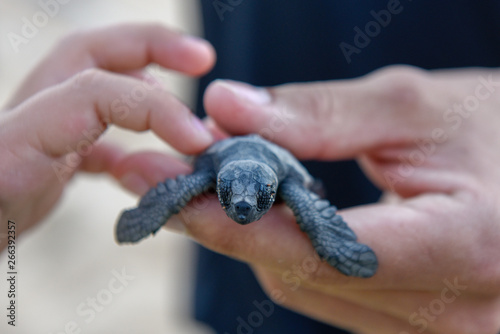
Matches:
[0,23,215,241]
[2,23,500,333]
[195,69,500,333]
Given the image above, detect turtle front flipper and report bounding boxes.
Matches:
[279,178,378,278]
[116,171,215,243]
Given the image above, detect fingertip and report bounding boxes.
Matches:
[163,35,216,76]
[203,116,230,140]
[204,80,271,134]
[205,79,271,107]
[184,114,215,152]
[188,36,217,75]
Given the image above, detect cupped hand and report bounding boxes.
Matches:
[0,23,215,241]
[167,66,500,333]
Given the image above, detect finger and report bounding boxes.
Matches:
[112,152,191,195]
[78,142,126,174]
[123,69,163,85]
[11,69,213,161]
[204,66,435,160]
[80,144,192,195]
[203,116,231,140]
[170,188,488,292]
[252,267,424,334]
[256,267,500,334]
[6,23,215,108]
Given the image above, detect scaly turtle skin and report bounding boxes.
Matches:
[116,135,378,278]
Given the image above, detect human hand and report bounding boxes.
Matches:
[0,24,215,247]
[166,66,500,333]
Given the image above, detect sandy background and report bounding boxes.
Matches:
[0,1,214,333]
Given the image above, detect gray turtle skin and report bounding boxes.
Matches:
[116,135,378,278]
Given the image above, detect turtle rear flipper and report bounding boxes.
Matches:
[116,171,215,243]
[279,178,378,278]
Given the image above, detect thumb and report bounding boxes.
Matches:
[204,67,430,160]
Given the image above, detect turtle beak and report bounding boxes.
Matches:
[236,216,250,224]
[234,201,253,224]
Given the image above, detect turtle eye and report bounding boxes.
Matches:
[217,179,232,209]
[257,184,276,212]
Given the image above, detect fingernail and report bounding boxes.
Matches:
[120,173,150,195]
[216,80,272,105]
[164,216,187,235]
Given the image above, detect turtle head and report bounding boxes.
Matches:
[217,161,278,224]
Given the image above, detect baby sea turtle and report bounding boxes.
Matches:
[116,135,378,278]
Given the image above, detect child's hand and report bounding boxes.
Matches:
[0,23,215,240]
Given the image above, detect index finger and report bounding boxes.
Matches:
[74,23,215,75]
[6,23,215,108]
[6,69,213,159]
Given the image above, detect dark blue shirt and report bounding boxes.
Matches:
[193,1,500,333]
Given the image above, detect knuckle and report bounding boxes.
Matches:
[60,69,109,128]
[271,82,338,158]
[375,64,425,84]
[141,22,172,35]
[277,82,336,117]
[300,83,338,119]
[56,29,85,49]
[68,68,106,90]
[371,65,426,111]
[55,27,97,56]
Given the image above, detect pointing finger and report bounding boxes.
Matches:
[6,23,216,108]
[204,66,434,160]
[9,69,213,162]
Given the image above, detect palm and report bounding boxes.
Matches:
[189,66,500,333]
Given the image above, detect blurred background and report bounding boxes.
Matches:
[0,1,214,333]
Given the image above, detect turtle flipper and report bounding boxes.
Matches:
[279,179,378,278]
[116,171,215,243]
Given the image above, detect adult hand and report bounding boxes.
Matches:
[167,66,500,333]
[0,23,215,246]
